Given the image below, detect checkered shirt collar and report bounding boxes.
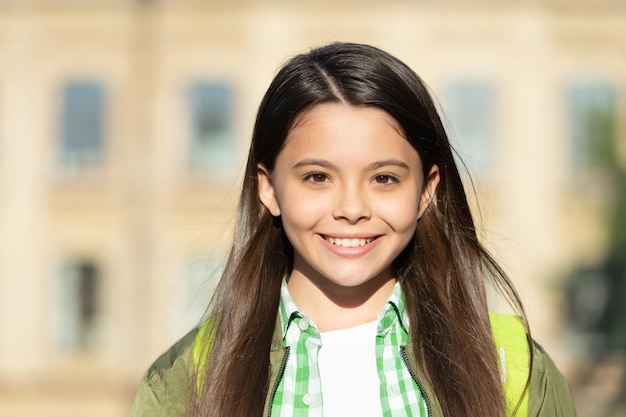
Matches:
[278,277,408,339]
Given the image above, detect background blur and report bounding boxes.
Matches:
[0,0,624,416]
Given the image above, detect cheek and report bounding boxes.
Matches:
[278,193,328,231]
[376,194,421,231]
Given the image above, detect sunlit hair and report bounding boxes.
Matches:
[192,42,529,417]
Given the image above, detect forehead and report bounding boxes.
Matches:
[287,104,407,142]
[276,103,421,168]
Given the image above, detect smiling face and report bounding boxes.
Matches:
[258,103,439,313]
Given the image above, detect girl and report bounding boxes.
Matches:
[130,42,576,417]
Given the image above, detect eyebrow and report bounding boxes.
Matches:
[366,159,411,171]
[292,158,336,170]
[292,158,411,171]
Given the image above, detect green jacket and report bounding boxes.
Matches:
[130,315,577,417]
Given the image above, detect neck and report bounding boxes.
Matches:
[286,270,396,332]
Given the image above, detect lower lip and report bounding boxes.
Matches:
[317,235,381,258]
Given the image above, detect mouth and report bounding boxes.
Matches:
[323,236,378,248]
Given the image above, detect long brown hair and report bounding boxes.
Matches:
[192,42,529,417]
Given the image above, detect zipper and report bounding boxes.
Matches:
[267,345,291,417]
[400,346,432,417]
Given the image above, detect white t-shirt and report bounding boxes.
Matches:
[318,320,383,417]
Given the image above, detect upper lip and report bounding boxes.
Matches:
[320,233,379,240]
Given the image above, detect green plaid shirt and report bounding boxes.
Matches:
[272,279,428,417]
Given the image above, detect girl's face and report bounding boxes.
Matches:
[258,103,439,303]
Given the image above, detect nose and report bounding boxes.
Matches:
[332,183,371,224]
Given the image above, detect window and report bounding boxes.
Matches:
[189,83,234,172]
[53,260,101,353]
[568,83,617,171]
[60,82,105,169]
[444,82,494,174]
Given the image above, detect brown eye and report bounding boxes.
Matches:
[372,174,399,185]
[305,172,329,184]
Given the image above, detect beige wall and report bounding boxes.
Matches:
[0,1,623,416]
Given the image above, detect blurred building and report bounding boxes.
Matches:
[0,1,623,416]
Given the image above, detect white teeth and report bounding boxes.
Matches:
[326,237,373,248]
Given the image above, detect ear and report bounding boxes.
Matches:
[417,164,440,219]
[257,163,281,217]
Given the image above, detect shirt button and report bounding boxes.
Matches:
[298,318,309,331]
[302,393,314,406]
